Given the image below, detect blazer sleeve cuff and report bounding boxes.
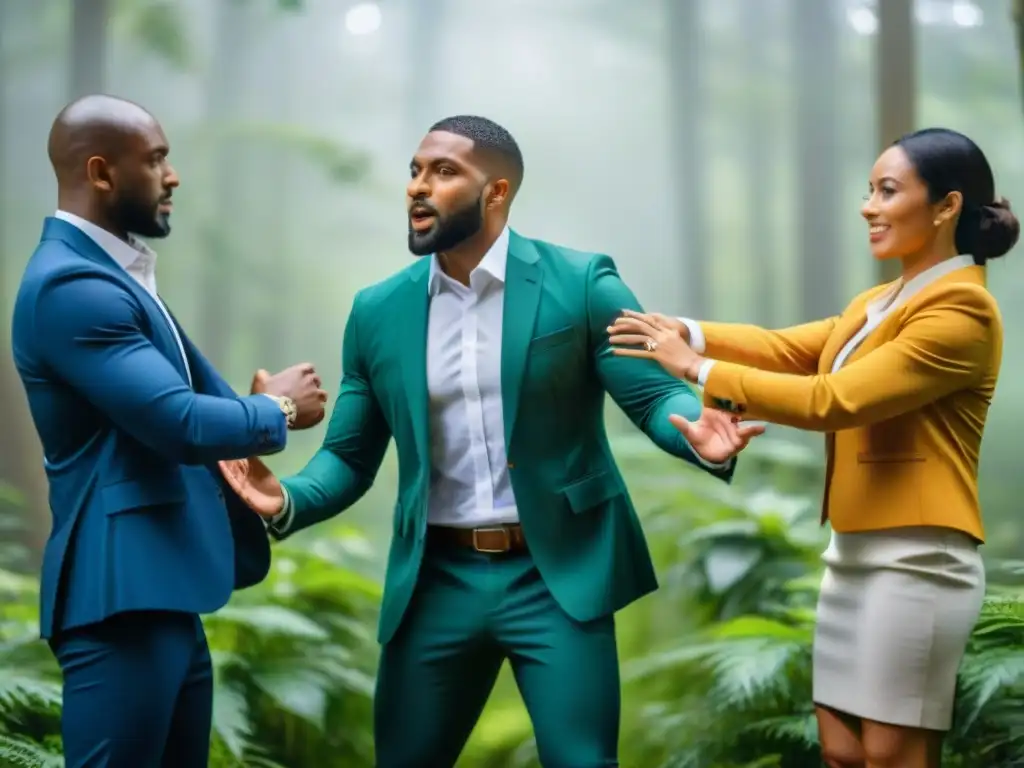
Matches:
[267,486,295,538]
[701,360,750,413]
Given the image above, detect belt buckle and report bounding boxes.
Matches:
[471,526,511,554]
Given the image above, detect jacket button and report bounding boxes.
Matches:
[507,462,515,469]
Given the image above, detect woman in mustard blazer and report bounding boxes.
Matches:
[609,128,1019,768]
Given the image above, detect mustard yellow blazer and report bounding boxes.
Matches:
[698,264,1002,541]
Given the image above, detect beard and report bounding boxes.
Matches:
[407,193,483,256]
[115,193,172,239]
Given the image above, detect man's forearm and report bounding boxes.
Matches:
[268,448,376,539]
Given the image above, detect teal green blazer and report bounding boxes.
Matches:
[278,230,734,642]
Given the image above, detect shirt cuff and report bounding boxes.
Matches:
[268,486,294,535]
[692,357,727,469]
[692,450,730,471]
[696,358,716,389]
[678,317,706,354]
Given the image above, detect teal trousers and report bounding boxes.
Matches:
[373,540,620,767]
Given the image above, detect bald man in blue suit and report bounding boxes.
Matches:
[11,95,327,767]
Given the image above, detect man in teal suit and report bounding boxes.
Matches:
[221,115,763,766]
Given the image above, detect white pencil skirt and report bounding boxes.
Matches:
[811,525,985,731]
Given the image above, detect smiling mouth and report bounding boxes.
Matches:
[869,224,889,239]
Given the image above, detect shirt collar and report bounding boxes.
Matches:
[54,209,157,271]
[428,225,511,296]
[869,254,976,311]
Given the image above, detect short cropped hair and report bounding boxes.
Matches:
[429,115,524,191]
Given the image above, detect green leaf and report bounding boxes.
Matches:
[709,616,810,642]
[211,680,251,759]
[253,668,329,726]
[206,605,328,641]
[0,736,63,768]
[703,544,763,593]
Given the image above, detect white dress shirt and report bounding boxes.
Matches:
[681,254,978,383]
[424,226,517,527]
[274,228,516,532]
[54,210,192,386]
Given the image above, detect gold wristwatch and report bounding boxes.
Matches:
[264,394,297,428]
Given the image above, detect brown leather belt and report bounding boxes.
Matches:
[427,523,527,554]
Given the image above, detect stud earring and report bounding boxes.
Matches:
[933,219,942,227]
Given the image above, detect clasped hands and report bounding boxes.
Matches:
[608,310,764,463]
[217,362,327,519]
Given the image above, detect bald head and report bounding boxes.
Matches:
[48,95,158,183]
[49,94,179,240]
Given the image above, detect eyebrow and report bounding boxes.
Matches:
[873,175,901,186]
[410,155,460,170]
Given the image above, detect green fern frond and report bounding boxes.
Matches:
[0,671,61,712]
[743,713,819,748]
[0,735,62,768]
[701,637,809,709]
[205,604,328,641]
[211,678,251,760]
[955,647,1024,730]
[970,597,1024,642]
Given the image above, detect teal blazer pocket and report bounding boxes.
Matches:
[530,325,576,352]
[561,470,625,514]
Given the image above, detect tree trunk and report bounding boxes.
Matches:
[257,24,296,372]
[794,0,842,321]
[666,0,710,317]
[198,0,251,369]
[876,0,916,284]
[1014,0,1024,116]
[744,1,775,326]
[69,0,109,99]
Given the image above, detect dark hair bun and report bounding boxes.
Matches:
[974,197,1020,262]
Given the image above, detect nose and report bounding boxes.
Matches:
[861,193,877,221]
[407,172,429,201]
[165,163,180,189]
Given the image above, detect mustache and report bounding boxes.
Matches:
[409,200,438,217]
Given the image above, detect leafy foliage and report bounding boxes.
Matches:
[0,524,380,768]
[0,441,1022,767]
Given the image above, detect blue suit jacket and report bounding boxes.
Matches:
[12,218,288,639]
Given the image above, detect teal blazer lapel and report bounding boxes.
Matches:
[398,258,432,466]
[501,231,542,449]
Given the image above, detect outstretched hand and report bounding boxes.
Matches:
[673,407,765,463]
[219,456,286,518]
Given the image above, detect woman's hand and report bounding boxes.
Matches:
[608,311,691,344]
[608,310,704,381]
